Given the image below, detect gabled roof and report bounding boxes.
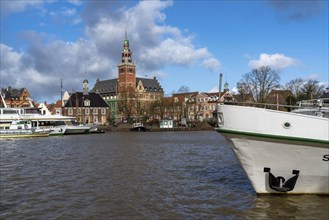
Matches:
[64,92,109,108]
[1,87,27,99]
[92,77,163,94]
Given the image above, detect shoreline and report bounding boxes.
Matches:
[99,122,214,132]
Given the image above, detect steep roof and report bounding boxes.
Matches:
[64,92,109,108]
[1,87,27,99]
[92,79,117,94]
[92,77,163,94]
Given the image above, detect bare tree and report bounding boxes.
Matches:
[117,87,136,123]
[285,78,304,100]
[177,85,190,93]
[240,66,280,103]
[301,79,325,100]
[236,80,251,102]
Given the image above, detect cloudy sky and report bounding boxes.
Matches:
[1,0,328,103]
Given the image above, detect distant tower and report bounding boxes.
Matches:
[83,79,89,95]
[118,29,136,94]
[224,81,229,93]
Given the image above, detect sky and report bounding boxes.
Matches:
[1,0,328,103]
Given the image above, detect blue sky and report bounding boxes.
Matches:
[1,0,328,103]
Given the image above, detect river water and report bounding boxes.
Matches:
[0,131,328,219]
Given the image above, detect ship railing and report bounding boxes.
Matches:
[222,98,329,112]
[222,101,300,112]
[297,98,329,108]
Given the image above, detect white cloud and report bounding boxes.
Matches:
[249,53,300,70]
[0,1,44,15]
[305,73,320,80]
[202,58,221,72]
[0,39,114,102]
[86,0,219,72]
[208,86,219,93]
[1,1,222,102]
[68,0,82,6]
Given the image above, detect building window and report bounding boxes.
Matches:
[101,108,106,115]
[85,108,90,115]
[78,108,81,115]
[68,108,73,115]
[93,108,98,115]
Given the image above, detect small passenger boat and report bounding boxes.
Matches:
[89,127,105,133]
[130,123,149,132]
[0,120,49,138]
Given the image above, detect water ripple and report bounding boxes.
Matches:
[0,131,327,219]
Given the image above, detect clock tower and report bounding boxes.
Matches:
[118,30,136,94]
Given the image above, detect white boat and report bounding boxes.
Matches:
[0,120,49,138]
[215,99,329,195]
[130,123,149,132]
[0,107,76,135]
[64,124,91,134]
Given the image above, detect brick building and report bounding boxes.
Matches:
[92,31,164,123]
[0,87,33,108]
[63,80,110,125]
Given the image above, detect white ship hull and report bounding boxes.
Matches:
[216,104,329,195]
[64,125,90,134]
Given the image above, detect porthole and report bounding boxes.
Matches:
[283,122,291,129]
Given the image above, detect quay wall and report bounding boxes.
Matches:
[100,122,214,132]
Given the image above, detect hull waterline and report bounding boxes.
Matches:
[215,102,329,195]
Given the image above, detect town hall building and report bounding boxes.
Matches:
[92,31,164,123]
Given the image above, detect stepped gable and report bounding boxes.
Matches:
[1,87,25,99]
[64,92,109,108]
[136,77,162,92]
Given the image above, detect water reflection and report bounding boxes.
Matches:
[245,195,329,220]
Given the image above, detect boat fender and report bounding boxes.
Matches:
[263,167,299,192]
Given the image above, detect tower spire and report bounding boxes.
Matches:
[125,25,127,40]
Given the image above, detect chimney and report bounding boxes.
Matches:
[219,73,223,101]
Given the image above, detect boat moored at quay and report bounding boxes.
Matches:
[215,99,329,195]
[0,120,50,138]
[0,107,90,135]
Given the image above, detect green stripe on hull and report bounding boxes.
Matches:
[215,128,329,145]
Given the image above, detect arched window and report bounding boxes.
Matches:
[84,99,90,107]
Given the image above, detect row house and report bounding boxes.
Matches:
[159,92,198,121]
[161,87,240,123]
[185,92,220,122]
[63,80,110,125]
